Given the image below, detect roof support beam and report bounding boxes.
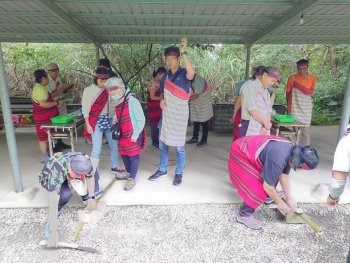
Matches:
[36,0,101,46]
[99,33,245,39]
[55,0,296,3]
[87,24,260,31]
[247,0,319,44]
[0,11,52,17]
[71,12,280,20]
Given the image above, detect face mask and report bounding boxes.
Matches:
[112,95,122,101]
[70,179,87,196]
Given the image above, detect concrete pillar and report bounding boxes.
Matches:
[0,43,23,192]
[338,64,350,142]
[245,45,252,80]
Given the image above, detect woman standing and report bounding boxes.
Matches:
[104,77,146,191]
[240,66,280,137]
[147,67,166,148]
[31,69,62,163]
[82,67,124,175]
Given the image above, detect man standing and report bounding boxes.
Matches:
[186,74,214,147]
[148,38,195,186]
[47,63,74,149]
[286,59,317,145]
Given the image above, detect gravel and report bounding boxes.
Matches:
[0,204,349,263]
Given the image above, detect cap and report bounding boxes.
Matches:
[70,154,92,179]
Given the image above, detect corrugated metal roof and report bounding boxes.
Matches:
[0,0,349,44]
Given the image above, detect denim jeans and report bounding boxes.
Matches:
[91,119,119,168]
[150,125,159,146]
[59,171,100,211]
[159,140,185,175]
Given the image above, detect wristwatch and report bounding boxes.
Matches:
[88,196,95,200]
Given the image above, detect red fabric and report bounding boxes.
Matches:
[293,81,314,96]
[32,94,58,141]
[116,96,146,157]
[83,89,109,142]
[164,79,190,100]
[228,135,287,209]
[233,109,241,140]
[147,89,162,126]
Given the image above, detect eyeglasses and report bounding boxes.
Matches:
[48,68,59,72]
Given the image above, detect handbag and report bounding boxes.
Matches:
[111,91,131,140]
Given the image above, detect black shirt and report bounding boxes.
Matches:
[258,141,293,186]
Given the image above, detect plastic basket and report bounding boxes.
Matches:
[50,115,75,124]
[273,114,295,123]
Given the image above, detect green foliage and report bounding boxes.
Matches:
[2,43,350,125]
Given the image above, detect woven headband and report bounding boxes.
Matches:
[95,73,109,79]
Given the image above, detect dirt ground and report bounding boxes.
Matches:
[0,203,349,263]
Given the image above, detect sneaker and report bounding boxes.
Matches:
[236,214,262,230]
[111,166,125,173]
[40,154,50,164]
[264,191,285,205]
[173,174,182,186]
[186,138,198,144]
[151,143,159,149]
[115,172,129,180]
[55,142,71,149]
[196,141,207,147]
[148,170,167,181]
[124,178,135,191]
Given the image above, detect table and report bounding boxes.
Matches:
[271,119,309,144]
[41,117,84,156]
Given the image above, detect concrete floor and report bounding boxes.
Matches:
[0,125,349,208]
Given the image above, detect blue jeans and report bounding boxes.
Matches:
[159,140,185,175]
[58,171,100,211]
[91,121,119,168]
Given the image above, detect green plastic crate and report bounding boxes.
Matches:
[51,115,75,124]
[273,114,295,123]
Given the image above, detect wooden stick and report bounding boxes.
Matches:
[70,177,117,242]
[295,209,324,235]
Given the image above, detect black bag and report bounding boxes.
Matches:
[111,91,131,140]
[111,123,121,140]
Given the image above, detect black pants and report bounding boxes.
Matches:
[121,155,140,179]
[192,121,209,142]
[150,125,159,146]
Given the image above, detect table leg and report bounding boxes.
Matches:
[48,129,54,157]
[276,127,280,136]
[70,129,74,152]
[296,127,302,144]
